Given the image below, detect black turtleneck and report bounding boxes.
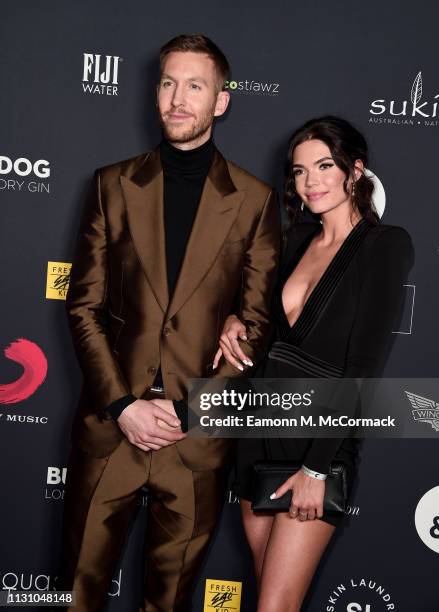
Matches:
[105,136,215,428]
[160,136,215,294]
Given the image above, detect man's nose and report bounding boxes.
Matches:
[171,83,186,108]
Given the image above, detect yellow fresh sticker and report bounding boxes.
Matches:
[46,262,71,300]
[204,579,242,611]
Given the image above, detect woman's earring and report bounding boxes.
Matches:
[300,201,305,212]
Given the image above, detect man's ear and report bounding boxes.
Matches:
[214,90,230,117]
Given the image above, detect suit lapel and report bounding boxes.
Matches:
[120,147,168,313]
[120,145,245,320]
[166,149,245,320]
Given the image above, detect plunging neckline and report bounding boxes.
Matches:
[280,218,368,334]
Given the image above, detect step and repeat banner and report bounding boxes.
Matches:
[1,1,438,610]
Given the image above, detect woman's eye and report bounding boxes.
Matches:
[320,163,334,170]
[293,169,303,176]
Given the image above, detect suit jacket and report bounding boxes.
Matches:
[66,145,280,468]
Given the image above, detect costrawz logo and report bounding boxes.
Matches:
[225,79,279,96]
[369,71,439,127]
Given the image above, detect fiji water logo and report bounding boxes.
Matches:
[82,53,122,96]
[369,71,439,127]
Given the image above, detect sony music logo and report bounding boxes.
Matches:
[82,53,123,96]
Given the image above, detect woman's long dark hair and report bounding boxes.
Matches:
[283,115,380,233]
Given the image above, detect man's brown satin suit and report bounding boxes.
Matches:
[59,145,280,611]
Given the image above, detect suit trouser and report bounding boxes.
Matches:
[57,432,226,612]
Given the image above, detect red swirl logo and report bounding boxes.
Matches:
[0,338,48,404]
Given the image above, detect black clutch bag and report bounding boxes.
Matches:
[251,461,348,514]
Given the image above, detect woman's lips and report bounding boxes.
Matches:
[306,192,328,202]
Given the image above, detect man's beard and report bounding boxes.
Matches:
[159,105,215,144]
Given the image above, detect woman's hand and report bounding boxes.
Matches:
[212,315,253,371]
[270,469,325,521]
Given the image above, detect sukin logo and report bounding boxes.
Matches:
[82,53,122,96]
[0,156,50,194]
[405,391,439,431]
[369,71,439,127]
[225,79,279,96]
[325,578,396,611]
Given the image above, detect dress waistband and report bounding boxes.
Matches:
[268,341,344,378]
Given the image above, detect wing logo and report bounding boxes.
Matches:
[405,391,439,432]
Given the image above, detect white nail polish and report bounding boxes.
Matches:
[270,493,276,499]
[238,365,244,371]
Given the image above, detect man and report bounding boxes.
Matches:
[58,34,280,611]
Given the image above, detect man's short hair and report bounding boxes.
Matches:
[159,34,230,93]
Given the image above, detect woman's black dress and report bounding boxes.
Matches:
[232,218,414,526]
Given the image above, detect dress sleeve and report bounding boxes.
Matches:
[303,226,415,474]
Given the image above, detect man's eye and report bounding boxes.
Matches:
[190,83,201,90]
[162,81,172,88]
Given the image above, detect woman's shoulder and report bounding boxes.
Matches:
[358,221,415,274]
[363,222,413,252]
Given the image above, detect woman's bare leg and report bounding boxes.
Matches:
[240,499,274,588]
[257,513,336,612]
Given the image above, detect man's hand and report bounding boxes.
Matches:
[151,398,183,432]
[117,399,187,451]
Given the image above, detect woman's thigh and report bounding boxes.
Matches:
[258,512,336,612]
[240,499,274,580]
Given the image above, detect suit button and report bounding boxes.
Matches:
[148,367,157,375]
[163,327,171,337]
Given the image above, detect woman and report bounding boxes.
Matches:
[212,116,414,611]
